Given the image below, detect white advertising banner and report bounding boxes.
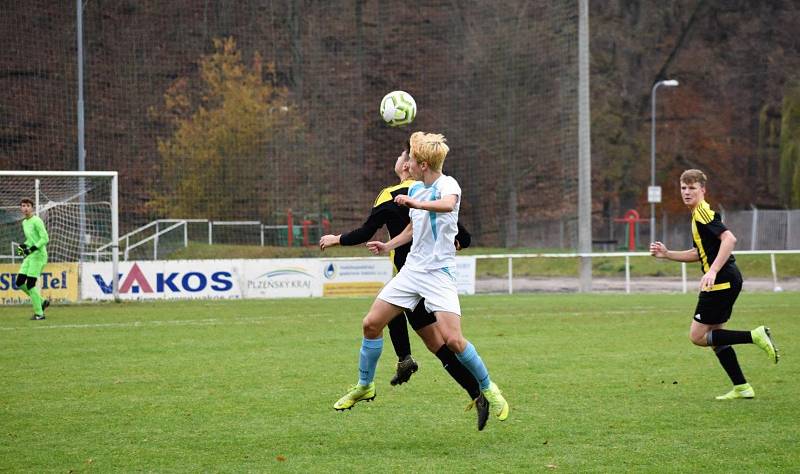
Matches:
[455,256,476,295]
[320,258,393,297]
[81,260,243,300]
[242,259,322,298]
[79,257,476,300]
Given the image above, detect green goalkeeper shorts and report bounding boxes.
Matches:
[19,252,48,278]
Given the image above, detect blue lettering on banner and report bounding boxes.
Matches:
[182,272,206,292]
[93,274,120,294]
[92,270,234,294]
[0,273,11,290]
[157,272,180,292]
[40,271,68,289]
[1,271,68,290]
[211,272,233,291]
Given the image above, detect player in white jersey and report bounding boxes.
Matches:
[333,132,509,427]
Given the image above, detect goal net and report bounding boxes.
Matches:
[0,171,119,296]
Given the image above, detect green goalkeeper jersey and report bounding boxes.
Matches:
[22,215,49,254]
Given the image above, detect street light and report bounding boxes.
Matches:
[650,79,679,244]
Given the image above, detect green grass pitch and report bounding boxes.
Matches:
[1,293,798,472]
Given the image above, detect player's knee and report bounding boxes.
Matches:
[15,273,27,288]
[444,335,467,354]
[362,314,382,338]
[689,331,707,347]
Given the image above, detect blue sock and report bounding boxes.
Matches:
[455,341,491,390]
[358,337,383,386]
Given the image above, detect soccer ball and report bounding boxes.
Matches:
[380,90,416,127]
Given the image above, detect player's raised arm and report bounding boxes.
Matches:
[321,197,397,251]
[395,193,457,213]
[367,222,412,255]
[649,241,699,262]
[320,206,388,251]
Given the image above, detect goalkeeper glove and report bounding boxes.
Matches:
[16,244,36,257]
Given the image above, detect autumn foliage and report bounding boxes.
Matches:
[149,37,305,220]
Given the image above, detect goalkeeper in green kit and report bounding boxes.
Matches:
[16,198,50,320]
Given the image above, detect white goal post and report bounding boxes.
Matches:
[0,170,119,300]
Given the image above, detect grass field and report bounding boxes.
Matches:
[1,293,798,472]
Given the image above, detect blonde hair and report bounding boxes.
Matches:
[680,169,707,186]
[409,131,449,172]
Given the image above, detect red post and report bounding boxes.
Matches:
[613,209,647,251]
[287,209,293,247]
[302,220,312,246]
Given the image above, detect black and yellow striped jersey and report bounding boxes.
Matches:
[340,179,416,271]
[690,200,740,290]
[339,179,471,272]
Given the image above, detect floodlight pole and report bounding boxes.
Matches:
[650,79,679,244]
[577,0,592,291]
[76,0,87,261]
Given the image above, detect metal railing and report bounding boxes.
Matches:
[472,250,800,294]
[96,219,206,256]
[95,218,296,260]
[123,221,187,261]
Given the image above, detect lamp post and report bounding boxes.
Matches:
[650,79,679,244]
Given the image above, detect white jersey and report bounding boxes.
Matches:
[404,174,461,271]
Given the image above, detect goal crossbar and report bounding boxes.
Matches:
[1,171,118,178]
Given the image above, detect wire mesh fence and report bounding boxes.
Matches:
[1,1,580,248]
[606,209,800,252]
[4,2,800,253]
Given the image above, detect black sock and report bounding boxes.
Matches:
[714,345,747,385]
[435,344,480,400]
[708,329,753,346]
[387,313,411,361]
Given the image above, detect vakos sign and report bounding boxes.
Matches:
[82,261,242,300]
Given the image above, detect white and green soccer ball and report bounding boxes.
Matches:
[380,90,416,127]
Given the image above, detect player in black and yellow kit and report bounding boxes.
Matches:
[650,169,779,400]
[320,141,488,429]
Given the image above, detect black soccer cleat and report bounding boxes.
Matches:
[475,392,490,431]
[30,314,46,321]
[390,355,419,386]
[465,392,490,431]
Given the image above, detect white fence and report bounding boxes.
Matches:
[474,250,798,294]
[94,219,321,261]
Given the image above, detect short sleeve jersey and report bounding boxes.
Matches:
[691,200,739,288]
[22,215,49,255]
[404,175,461,271]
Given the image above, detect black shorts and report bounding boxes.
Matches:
[405,298,437,331]
[693,279,742,325]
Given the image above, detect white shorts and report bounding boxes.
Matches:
[377,266,461,316]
